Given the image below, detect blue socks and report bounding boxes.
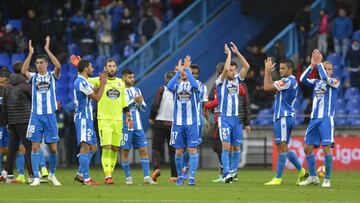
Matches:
[175,155,184,177]
[324,154,332,179]
[16,154,25,175]
[39,150,46,168]
[306,154,316,176]
[221,150,230,176]
[31,152,40,178]
[183,151,190,169]
[231,151,241,173]
[276,153,287,178]
[121,161,131,178]
[141,158,150,177]
[189,154,199,178]
[79,153,89,180]
[49,153,57,175]
[287,151,302,171]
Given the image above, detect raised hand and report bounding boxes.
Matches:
[230,42,240,55]
[44,35,50,52]
[224,43,231,55]
[311,49,323,66]
[175,59,183,71]
[134,95,143,104]
[264,57,275,72]
[70,55,81,67]
[28,40,34,54]
[184,55,191,68]
[99,71,108,85]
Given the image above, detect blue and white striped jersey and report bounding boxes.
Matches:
[123,86,146,130]
[74,75,94,120]
[197,80,208,125]
[273,75,298,121]
[216,74,244,116]
[167,69,200,126]
[28,71,59,115]
[300,63,340,119]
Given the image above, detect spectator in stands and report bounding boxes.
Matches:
[96,13,112,57]
[146,0,165,20]
[318,9,329,55]
[22,9,41,50]
[118,7,135,46]
[332,8,353,62]
[79,14,96,55]
[70,10,86,43]
[274,41,286,65]
[346,38,360,88]
[171,0,189,17]
[254,69,273,109]
[0,25,17,54]
[108,0,125,41]
[295,5,311,62]
[139,9,161,41]
[53,8,68,43]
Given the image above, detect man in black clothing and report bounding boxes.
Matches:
[0,61,33,183]
[149,71,177,182]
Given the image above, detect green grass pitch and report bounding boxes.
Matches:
[1,168,359,203]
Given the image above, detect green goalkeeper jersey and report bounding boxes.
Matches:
[88,77,127,120]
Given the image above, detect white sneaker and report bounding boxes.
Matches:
[30,178,41,186]
[48,175,62,186]
[299,176,319,186]
[322,179,331,188]
[126,177,133,185]
[223,174,233,184]
[143,176,158,184]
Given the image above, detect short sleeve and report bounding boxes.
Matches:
[27,72,36,83]
[88,77,100,87]
[202,85,208,102]
[236,73,244,82]
[51,71,60,80]
[274,78,291,91]
[79,79,94,96]
[215,76,223,86]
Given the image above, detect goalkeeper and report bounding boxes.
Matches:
[71,56,132,185]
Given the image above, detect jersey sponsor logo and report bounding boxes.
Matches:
[277,80,285,87]
[314,81,327,99]
[36,82,51,93]
[227,85,238,94]
[106,88,120,99]
[177,91,191,102]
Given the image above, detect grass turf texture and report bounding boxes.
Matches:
[1,169,359,203]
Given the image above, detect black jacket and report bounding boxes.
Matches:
[0,86,6,127]
[238,83,251,127]
[3,74,31,125]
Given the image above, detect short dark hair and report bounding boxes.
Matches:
[280,59,294,69]
[77,60,91,73]
[121,68,134,76]
[216,62,224,76]
[165,71,176,82]
[0,68,11,78]
[190,64,200,74]
[230,61,238,68]
[12,61,24,74]
[104,59,116,67]
[35,54,48,62]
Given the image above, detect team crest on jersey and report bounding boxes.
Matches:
[227,84,238,95]
[177,91,191,102]
[36,81,51,93]
[106,88,120,99]
[314,81,327,99]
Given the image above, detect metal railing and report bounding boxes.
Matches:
[118,0,231,80]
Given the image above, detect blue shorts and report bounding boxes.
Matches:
[304,117,334,148]
[121,129,148,150]
[170,124,199,149]
[75,118,97,146]
[218,116,242,146]
[27,113,59,143]
[0,127,10,147]
[274,117,295,144]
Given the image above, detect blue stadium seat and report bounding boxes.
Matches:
[67,43,81,55]
[8,19,22,30]
[82,54,95,65]
[335,98,346,109]
[345,98,359,113]
[112,54,122,65]
[301,99,309,112]
[326,53,342,66]
[95,55,107,72]
[344,87,358,101]
[11,53,25,65]
[0,53,11,68]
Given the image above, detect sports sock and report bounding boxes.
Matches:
[16,153,25,175]
[229,151,233,169]
[79,153,89,180]
[49,153,57,175]
[101,149,112,177]
[31,152,40,178]
[231,150,241,173]
[39,150,46,168]
[175,154,184,177]
[287,151,302,171]
[88,150,95,163]
[221,149,230,176]
[275,153,287,178]
[141,158,150,177]
[324,154,333,179]
[110,150,118,174]
[183,151,190,169]
[189,154,199,178]
[306,154,316,177]
[121,161,131,178]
